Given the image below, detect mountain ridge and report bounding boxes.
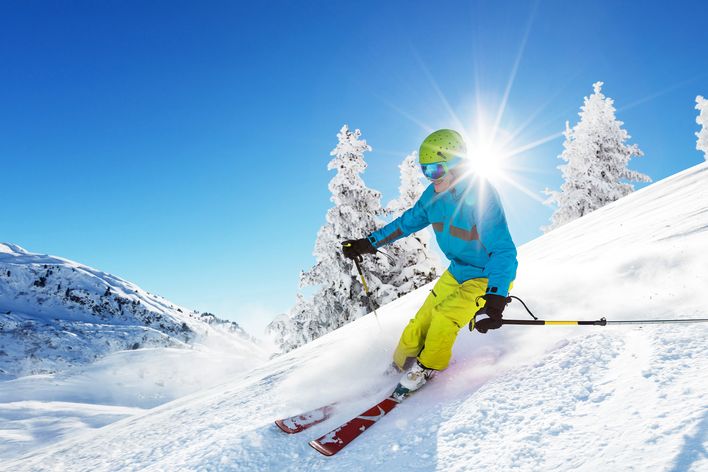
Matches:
[0,243,262,379]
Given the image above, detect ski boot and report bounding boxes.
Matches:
[384,357,416,376]
[392,360,436,400]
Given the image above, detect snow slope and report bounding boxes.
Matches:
[0,245,270,461]
[6,162,708,471]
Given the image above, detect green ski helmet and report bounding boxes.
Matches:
[419,129,466,180]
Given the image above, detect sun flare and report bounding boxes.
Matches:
[464,136,505,180]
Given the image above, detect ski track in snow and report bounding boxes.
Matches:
[3,163,708,471]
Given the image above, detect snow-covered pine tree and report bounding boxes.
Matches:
[387,152,425,217]
[696,95,708,161]
[543,81,651,232]
[265,294,311,353]
[384,151,442,296]
[272,125,392,352]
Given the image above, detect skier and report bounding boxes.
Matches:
[342,129,518,397]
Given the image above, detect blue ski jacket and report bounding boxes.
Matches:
[368,176,518,297]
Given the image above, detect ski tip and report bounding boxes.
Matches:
[309,440,337,457]
[275,420,298,434]
[274,405,336,434]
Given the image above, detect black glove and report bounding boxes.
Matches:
[341,238,376,260]
[474,294,508,333]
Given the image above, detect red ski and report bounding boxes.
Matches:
[275,404,336,434]
[308,395,401,456]
[275,371,402,435]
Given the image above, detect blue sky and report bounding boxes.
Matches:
[2,1,707,336]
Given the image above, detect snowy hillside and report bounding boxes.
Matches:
[0,245,270,460]
[6,162,708,471]
[0,243,261,379]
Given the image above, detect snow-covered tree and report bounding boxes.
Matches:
[272,125,392,352]
[696,95,708,161]
[265,294,311,353]
[384,151,442,296]
[543,82,651,232]
[387,152,426,217]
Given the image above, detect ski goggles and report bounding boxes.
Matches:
[420,162,449,181]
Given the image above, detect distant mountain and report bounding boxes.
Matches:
[0,243,264,379]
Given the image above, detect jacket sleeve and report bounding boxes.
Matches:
[368,190,431,248]
[476,184,518,297]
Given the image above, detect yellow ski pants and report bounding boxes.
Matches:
[393,270,490,371]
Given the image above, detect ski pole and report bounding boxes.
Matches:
[352,257,371,298]
[342,243,381,328]
[501,317,708,326]
[470,295,708,331]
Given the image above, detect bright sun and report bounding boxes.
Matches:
[465,137,505,180]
